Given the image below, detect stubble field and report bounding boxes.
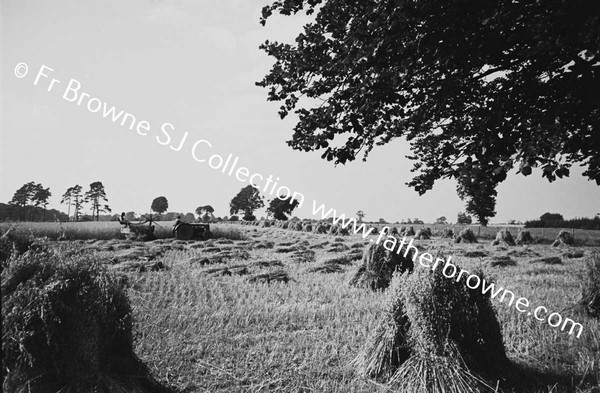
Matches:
[60,223,600,392]
[2,222,599,392]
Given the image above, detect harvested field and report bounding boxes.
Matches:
[564,250,585,258]
[516,230,534,245]
[492,229,516,246]
[290,249,316,263]
[251,259,284,268]
[327,243,350,253]
[553,230,576,247]
[1,223,598,392]
[414,227,432,240]
[307,264,345,274]
[463,250,489,258]
[322,255,354,266]
[246,270,291,284]
[485,255,517,267]
[530,256,563,265]
[454,228,478,243]
[349,240,415,291]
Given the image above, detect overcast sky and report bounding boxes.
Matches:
[1,0,598,223]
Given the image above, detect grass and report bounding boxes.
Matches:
[2,222,599,391]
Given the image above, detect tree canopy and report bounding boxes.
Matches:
[72,186,84,221]
[230,185,265,221]
[84,182,111,221]
[61,185,83,221]
[195,205,215,222]
[9,182,52,220]
[0,203,68,222]
[258,0,600,224]
[32,185,51,219]
[267,195,300,220]
[184,212,196,222]
[457,211,473,225]
[151,196,169,215]
[9,182,37,208]
[540,212,564,226]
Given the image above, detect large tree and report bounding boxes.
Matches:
[230,185,264,221]
[457,212,473,225]
[61,187,75,218]
[151,196,169,215]
[267,195,300,220]
[31,184,51,220]
[71,185,84,221]
[184,212,196,222]
[84,182,111,221]
[258,0,600,224]
[9,182,37,208]
[435,216,448,225]
[9,182,51,220]
[540,212,564,226]
[61,185,84,221]
[195,205,215,222]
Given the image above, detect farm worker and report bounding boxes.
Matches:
[173,215,182,235]
[118,212,130,228]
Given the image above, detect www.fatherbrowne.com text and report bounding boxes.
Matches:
[310,202,584,338]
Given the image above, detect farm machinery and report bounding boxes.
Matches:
[172,222,212,240]
[120,217,156,241]
[120,214,212,241]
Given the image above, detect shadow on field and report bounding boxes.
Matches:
[502,362,599,393]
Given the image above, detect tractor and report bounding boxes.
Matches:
[173,222,212,240]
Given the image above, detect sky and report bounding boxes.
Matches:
[1,0,599,224]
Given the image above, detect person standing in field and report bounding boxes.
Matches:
[172,215,182,235]
[118,212,129,228]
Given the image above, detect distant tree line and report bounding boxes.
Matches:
[6,181,597,230]
[2,181,112,222]
[2,183,225,223]
[4,182,52,221]
[525,213,600,230]
[0,203,68,222]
